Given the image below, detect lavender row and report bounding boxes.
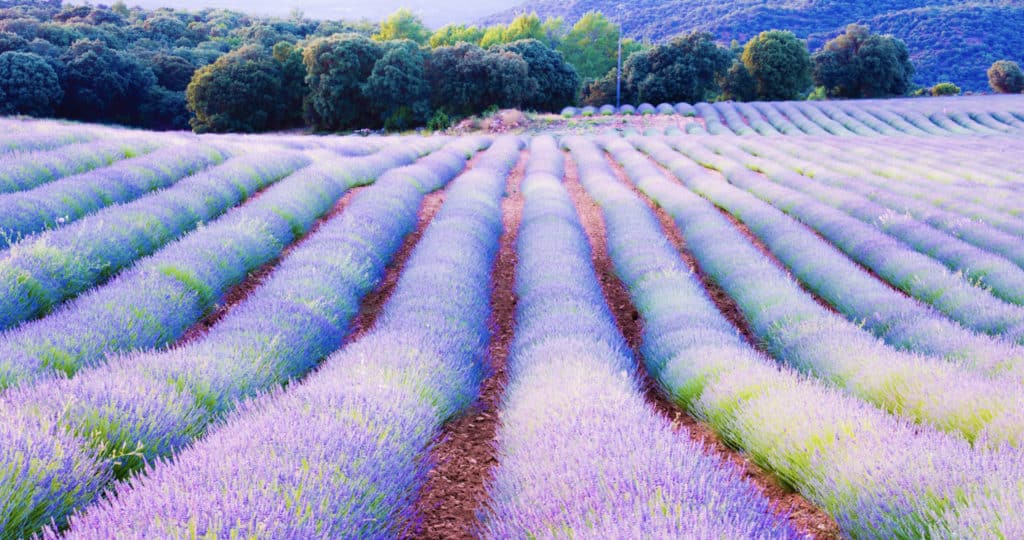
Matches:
[0,150,309,332]
[744,138,1024,282]
[649,139,1024,379]
[0,130,94,155]
[668,138,1024,344]
[594,136,1024,538]
[0,142,226,248]
[480,135,794,538]
[708,139,1024,307]
[0,138,161,194]
[50,136,516,539]
[0,142,438,390]
[634,137,1024,445]
[0,137,479,538]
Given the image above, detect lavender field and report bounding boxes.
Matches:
[2,95,1024,539]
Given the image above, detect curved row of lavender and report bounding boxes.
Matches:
[590,136,1024,538]
[649,138,1024,381]
[774,137,1024,237]
[633,137,1024,446]
[0,138,162,194]
[48,136,519,539]
[0,130,93,155]
[0,150,309,332]
[0,136,484,538]
[706,138,1024,306]
[479,135,795,538]
[749,137,1024,271]
[0,142,226,249]
[0,141,437,390]
[668,137,1024,344]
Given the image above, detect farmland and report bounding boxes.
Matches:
[2,94,1024,539]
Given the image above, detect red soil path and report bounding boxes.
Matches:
[407,149,527,539]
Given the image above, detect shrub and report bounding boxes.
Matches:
[930,82,961,96]
[987,60,1024,94]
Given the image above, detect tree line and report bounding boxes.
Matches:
[1,2,1021,133]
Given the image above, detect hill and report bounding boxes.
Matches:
[482,0,1024,92]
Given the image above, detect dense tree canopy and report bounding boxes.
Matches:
[622,32,730,104]
[494,39,579,112]
[429,24,485,48]
[741,30,811,100]
[363,39,430,129]
[812,24,914,98]
[185,45,294,133]
[303,33,383,131]
[0,50,61,115]
[988,60,1024,94]
[426,42,531,116]
[556,11,643,82]
[59,38,155,123]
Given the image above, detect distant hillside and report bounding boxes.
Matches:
[482,0,1024,92]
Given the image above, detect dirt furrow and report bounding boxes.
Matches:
[408,149,527,540]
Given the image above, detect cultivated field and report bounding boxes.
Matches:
[3,95,1024,539]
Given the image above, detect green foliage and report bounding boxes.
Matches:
[806,86,827,100]
[426,109,451,131]
[0,51,62,115]
[363,39,430,128]
[479,13,561,49]
[426,42,531,116]
[622,31,730,105]
[185,45,294,133]
[720,60,756,102]
[741,30,811,100]
[429,24,485,47]
[59,38,155,123]
[813,24,914,98]
[372,8,430,45]
[303,33,383,131]
[988,60,1024,94]
[494,39,579,111]
[580,67,617,106]
[930,81,960,96]
[556,11,623,81]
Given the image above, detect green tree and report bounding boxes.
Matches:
[741,30,812,100]
[186,45,290,133]
[303,33,383,131]
[426,42,530,116]
[429,24,485,47]
[494,39,579,111]
[988,60,1024,94]
[623,32,730,105]
[363,39,430,129]
[720,60,756,101]
[557,11,618,81]
[273,41,307,128]
[813,24,914,98]
[930,82,960,96]
[372,8,430,44]
[59,39,156,123]
[0,51,62,116]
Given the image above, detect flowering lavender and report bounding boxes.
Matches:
[595,135,1024,538]
[632,137,1024,446]
[668,138,1024,344]
[480,135,796,539]
[0,151,308,332]
[0,137,481,537]
[0,138,161,194]
[0,142,441,389]
[49,136,518,539]
[0,131,94,155]
[0,143,226,248]
[707,138,1024,307]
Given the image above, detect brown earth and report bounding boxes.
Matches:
[570,150,841,540]
[407,149,527,540]
[175,184,364,346]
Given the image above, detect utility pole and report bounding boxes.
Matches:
[616,35,622,108]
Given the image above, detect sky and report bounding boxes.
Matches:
[123,0,521,27]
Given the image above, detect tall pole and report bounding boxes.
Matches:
[616,35,622,108]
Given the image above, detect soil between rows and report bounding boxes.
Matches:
[408,149,527,539]
[585,150,841,539]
